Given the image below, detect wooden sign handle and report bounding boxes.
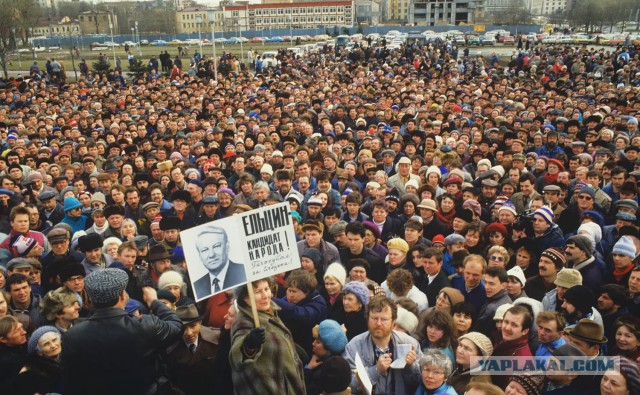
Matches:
[246,282,260,328]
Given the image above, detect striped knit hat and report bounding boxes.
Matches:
[541,247,566,269]
[534,206,555,225]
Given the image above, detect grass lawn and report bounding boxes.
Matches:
[6,42,291,73]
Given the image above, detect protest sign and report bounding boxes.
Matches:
[181,202,301,302]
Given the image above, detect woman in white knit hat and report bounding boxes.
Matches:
[158,270,194,307]
[321,262,347,322]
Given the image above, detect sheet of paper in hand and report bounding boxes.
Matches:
[390,344,412,369]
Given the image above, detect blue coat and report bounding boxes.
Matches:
[415,382,458,395]
[451,275,486,312]
[274,290,327,357]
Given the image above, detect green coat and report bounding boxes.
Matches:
[230,302,306,395]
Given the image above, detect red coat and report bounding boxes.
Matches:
[491,336,532,389]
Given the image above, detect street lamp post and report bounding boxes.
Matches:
[29,28,36,60]
[11,28,21,69]
[109,21,116,67]
[135,21,141,56]
[288,16,293,45]
[211,24,218,84]
[196,15,203,56]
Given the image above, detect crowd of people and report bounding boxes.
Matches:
[0,35,639,395]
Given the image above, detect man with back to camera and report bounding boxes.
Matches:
[61,268,182,395]
[193,226,246,300]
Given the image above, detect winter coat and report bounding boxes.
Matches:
[474,289,512,334]
[274,290,327,357]
[448,365,492,395]
[414,381,458,395]
[451,275,486,312]
[0,343,27,387]
[339,246,387,285]
[60,300,183,395]
[165,326,220,395]
[230,302,306,395]
[528,224,565,255]
[8,355,62,395]
[343,330,422,395]
[60,214,90,235]
[297,239,341,273]
[491,336,532,389]
[338,308,368,341]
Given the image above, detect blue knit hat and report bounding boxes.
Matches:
[317,319,348,354]
[613,236,636,258]
[534,206,555,225]
[342,281,370,306]
[63,196,83,212]
[28,326,60,355]
[85,268,129,308]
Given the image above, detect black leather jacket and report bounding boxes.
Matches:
[60,300,182,395]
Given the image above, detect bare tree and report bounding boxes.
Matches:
[571,0,605,33]
[0,0,20,78]
[14,0,43,45]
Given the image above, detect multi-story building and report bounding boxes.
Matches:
[484,0,511,13]
[177,1,354,33]
[387,0,411,23]
[540,0,566,15]
[77,11,118,35]
[412,0,485,26]
[355,0,381,25]
[31,16,81,37]
[224,1,354,31]
[176,6,225,34]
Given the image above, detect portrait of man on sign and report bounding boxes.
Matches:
[193,226,247,299]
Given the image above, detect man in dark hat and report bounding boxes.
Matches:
[78,233,112,275]
[560,285,600,326]
[165,190,197,230]
[38,190,64,225]
[196,195,221,225]
[138,245,174,290]
[59,262,91,317]
[61,269,182,395]
[159,216,182,254]
[165,304,220,395]
[101,205,125,239]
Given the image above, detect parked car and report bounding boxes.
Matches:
[169,39,184,45]
[140,39,149,45]
[250,37,266,43]
[466,35,481,46]
[102,41,120,47]
[500,35,515,45]
[481,34,496,46]
[265,36,284,43]
[122,41,138,47]
[150,40,168,46]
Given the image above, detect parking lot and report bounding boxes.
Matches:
[5,29,637,75]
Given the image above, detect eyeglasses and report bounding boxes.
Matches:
[577,195,593,201]
[489,255,505,262]
[421,367,445,376]
[369,316,392,323]
[66,275,84,283]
